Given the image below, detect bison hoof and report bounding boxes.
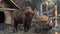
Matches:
[24,29,28,32]
[12,30,16,33]
[12,29,18,33]
[24,30,28,32]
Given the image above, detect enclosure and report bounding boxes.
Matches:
[0,0,59,34]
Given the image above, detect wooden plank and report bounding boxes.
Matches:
[0,8,19,11]
[54,5,58,34]
[10,0,22,10]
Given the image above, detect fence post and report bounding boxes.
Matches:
[54,5,58,34]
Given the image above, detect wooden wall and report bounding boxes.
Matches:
[0,0,12,24]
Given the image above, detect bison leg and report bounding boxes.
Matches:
[24,23,30,32]
[24,18,31,32]
[24,21,27,32]
[13,19,18,32]
[27,19,32,31]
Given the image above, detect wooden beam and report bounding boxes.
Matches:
[0,8,19,11]
[55,5,58,28]
[10,0,22,10]
[54,5,58,34]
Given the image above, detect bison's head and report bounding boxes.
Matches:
[25,6,34,16]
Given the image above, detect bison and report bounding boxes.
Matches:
[12,6,34,32]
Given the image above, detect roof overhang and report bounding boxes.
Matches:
[10,0,22,10]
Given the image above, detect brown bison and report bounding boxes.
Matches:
[12,6,34,32]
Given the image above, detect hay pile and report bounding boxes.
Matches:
[38,15,48,22]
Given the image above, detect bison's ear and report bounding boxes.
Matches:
[33,12,34,16]
[31,12,34,16]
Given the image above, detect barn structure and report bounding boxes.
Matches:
[0,0,36,25]
[0,0,20,24]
